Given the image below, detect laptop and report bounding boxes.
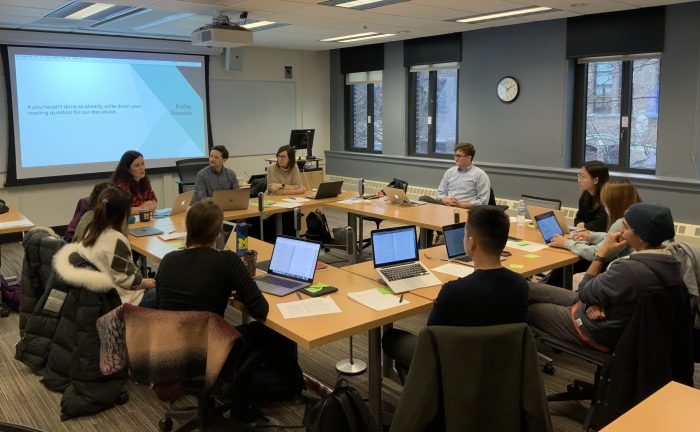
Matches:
[534,211,564,244]
[442,222,506,266]
[382,187,426,206]
[305,181,343,199]
[213,188,250,211]
[254,235,322,296]
[129,226,164,237]
[154,190,194,217]
[371,225,441,293]
[527,205,571,234]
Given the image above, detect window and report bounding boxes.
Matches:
[345,71,382,152]
[408,63,458,157]
[573,56,660,172]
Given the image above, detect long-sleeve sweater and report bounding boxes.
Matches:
[562,218,633,262]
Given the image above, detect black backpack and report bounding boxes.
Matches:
[304,379,378,432]
[305,210,333,245]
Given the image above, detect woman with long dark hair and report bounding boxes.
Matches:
[574,160,609,232]
[112,150,157,215]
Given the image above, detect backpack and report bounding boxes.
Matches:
[305,210,333,245]
[1,275,20,312]
[304,379,378,432]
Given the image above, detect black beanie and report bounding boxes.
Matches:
[624,203,675,245]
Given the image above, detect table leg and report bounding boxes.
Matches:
[347,213,359,262]
[358,216,364,254]
[382,323,393,378]
[419,227,429,249]
[563,264,573,290]
[368,327,382,427]
[276,213,283,235]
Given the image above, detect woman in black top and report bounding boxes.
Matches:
[574,160,609,232]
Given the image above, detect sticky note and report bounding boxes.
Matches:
[306,286,324,293]
[524,254,540,259]
[510,264,525,269]
[517,241,530,247]
[378,288,393,295]
[528,223,536,228]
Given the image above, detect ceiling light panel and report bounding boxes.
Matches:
[320,0,409,11]
[453,6,555,24]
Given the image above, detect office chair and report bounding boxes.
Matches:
[175,158,209,194]
[537,285,694,430]
[520,194,562,218]
[390,324,551,432]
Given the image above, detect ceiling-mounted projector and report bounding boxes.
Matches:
[192,14,253,47]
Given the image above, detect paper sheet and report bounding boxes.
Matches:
[277,297,342,319]
[283,197,311,203]
[338,197,363,204]
[158,231,187,241]
[506,240,548,252]
[347,289,409,311]
[0,220,33,228]
[432,263,475,278]
[270,202,302,209]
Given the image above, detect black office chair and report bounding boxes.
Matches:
[175,158,209,194]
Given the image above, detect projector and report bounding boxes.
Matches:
[192,19,253,47]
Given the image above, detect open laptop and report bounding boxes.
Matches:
[254,235,322,296]
[534,211,564,244]
[527,205,571,234]
[442,222,506,266]
[371,225,441,293]
[305,180,343,199]
[213,188,250,211]
[382,187,426,206]
[154,190,194,217]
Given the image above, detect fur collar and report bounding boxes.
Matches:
[53,243,114,293]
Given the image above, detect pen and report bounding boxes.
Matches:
[399,293,404,303]
[296,291,303,300]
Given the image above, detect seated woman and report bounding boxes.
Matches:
[574,160,609,232]
[544,180,642,287]
[77,186,156,306]
[72,182,118,243]
[112,150,158,216]
[267,145,305,195]
[63,182,109,243]
[529,203,680,352]
[155,200,303,415]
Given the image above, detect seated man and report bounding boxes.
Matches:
[427,142,491,208]
[193,145,240,203]
[528,202,680,352]
[382,206,528,378]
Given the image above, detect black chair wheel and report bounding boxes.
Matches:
[159,417,173,432]
[116,391,129,405]
[543,363,556,375]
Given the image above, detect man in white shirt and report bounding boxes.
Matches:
[434,142,491,208]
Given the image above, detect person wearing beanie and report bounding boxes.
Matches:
[528,203,682,351]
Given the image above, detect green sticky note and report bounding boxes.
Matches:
[306,286,324,293]
[378,288,393,295]
[510,264,525,269]
[528,223,536,228]
[524,254,540,259]
[517,241,530,247]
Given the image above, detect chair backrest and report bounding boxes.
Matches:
[390,324,552,432]
[520,194,562,218]
[488,188,496,205]
[386,178,408,192]
[175,158,209,193]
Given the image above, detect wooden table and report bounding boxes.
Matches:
[600,381,700,432]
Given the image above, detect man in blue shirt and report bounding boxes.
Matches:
[193,145,240,203]
[435,142,491,208]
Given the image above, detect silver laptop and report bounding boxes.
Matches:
[254,235,322,296]
[213,188,250,211]
[534,211,564,244]
[305,181,343,199]
[371,225,441,293]
[383,187,425,206]
[154,190,194,217]
[442,222,507,266]
[528,205,571,234]
[129,226,164,237]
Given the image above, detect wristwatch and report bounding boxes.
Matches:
[594,254,606,263]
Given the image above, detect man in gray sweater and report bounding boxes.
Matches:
[528,202,681,352]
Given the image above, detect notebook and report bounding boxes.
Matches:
[213,188,250,211]
[154,190,194,217]
[129,226,164,237]
[305,181,343,199]
[534,211,564,244]
[254,235,321,296]
[527,205,570,234]
[382,187,425,206]
[371,225,441,293]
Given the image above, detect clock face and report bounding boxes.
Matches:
[497,76,519,103]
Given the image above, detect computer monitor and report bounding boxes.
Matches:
[289,129,315,158]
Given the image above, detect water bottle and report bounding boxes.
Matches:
[358,178,365,197]
[517,199,526,227]
[454,209,460,224]
[257,192,264,212]
[235,221,248,256]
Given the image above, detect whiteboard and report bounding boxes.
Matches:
[209,79,296,156]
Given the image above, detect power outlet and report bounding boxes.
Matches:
[284,66,293,79]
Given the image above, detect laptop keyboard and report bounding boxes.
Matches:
[379,263,429,282]
[454,255,472,263]
[257,275,300,289]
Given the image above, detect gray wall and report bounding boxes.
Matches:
[327,2,700,224]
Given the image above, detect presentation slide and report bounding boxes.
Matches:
[6,46,209,183]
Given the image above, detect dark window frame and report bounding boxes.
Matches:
[345,81,382,153]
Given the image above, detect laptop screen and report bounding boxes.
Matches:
[268,236,321,282]
[443,223,467,259]
[371,226,418,267]
[535,211,563,244]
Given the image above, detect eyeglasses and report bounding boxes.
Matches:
[454,153,467,159]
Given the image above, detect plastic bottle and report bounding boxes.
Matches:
[358,178,365,197]
[235,221,248,256]
[517,199,526,227]
[454,209,460,224]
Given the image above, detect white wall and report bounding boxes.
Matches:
[0,34,330,227]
